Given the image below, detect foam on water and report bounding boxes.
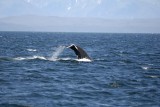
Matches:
[59,57,72,61]
[145,75,160,78]
[14,55,47,61]
[13,56,92,62]
[27,49,37,52]
[1,32,160,107]
[14,46,66,61]
[13,45,92,62]
[76,58,92,62]
[141,66,149,70]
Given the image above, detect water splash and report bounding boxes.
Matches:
[49,46,66,61]
[14,55,46,61]
[13,45,92,62]
[76,58,92,62]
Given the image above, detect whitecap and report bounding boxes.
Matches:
[49,57,92,62]
[60,58,72,61]
[31,55,46,60]
[142,66,149,70]
[48,57,73,61]
[94,58,106,61]
[76,58,92,62]
[146,75,160,78]
[14,56,92,62]
[27,49,37,52]
[14,57,26,61]
[48,58,58,61]
[14,55,47,61]
[149,75,159,78]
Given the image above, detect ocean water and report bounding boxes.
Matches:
[0,32,160,107]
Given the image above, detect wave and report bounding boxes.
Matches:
[27,48,37,52]
[14,46,66,61]
[141,66,149,70]
[0,103,28,107]
[0,57,12,61]
[2,46,92,62]
[145,75,160,78]
[13,55,47,61]
[13,56,92,62]
[1,56,92,62]
[76,58,92,62]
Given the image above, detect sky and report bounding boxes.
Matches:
[0,0,160,19]
[0,0,160,33]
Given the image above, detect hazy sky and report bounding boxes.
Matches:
[0,0,160,19]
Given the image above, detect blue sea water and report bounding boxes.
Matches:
[0,32,160,107]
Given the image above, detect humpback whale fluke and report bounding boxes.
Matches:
[67,44,91,60]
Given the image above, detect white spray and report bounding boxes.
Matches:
[49,46,65,61]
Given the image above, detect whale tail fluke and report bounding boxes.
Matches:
[67,44,91,60]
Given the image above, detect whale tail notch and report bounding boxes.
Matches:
[67,44,91,60]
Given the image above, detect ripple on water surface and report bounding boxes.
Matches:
[0,32,160,107]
